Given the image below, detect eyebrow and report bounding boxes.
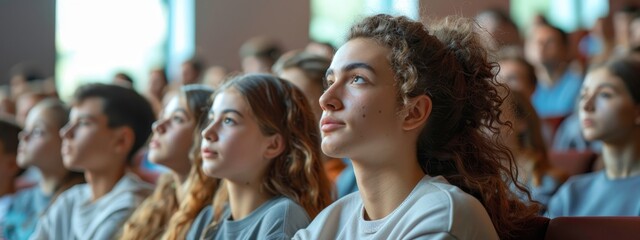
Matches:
[582,83,621,92]
[209,109,244,118]
[325,62,376,79]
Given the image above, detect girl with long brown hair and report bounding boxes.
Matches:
[120,85,215,240]
[294,14,540,239]
[187,74,332,239]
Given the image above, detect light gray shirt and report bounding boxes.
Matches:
[29,172,152,240]
[547,170,640,217]
[294,175,499,240]
[188,196,310,240]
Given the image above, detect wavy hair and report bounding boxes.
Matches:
[348,14,540,239]
[206,74,332,228]
[120,85,215,240]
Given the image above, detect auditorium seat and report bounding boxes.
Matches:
[545,217,640,240]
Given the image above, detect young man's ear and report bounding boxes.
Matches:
[263,134,285,160]
[402,95,432,131]
[113,127,135,158]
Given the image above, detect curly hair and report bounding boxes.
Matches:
[205,74,332,228]
[120,85,216,240]
[347,14,540,239]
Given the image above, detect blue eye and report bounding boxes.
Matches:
[352,75,365,84]
[223,117,236,125]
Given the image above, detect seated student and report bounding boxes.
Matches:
[0,118,22,224]
[30,83,156,239]
[273,52,357,198]
[120,85,215,239]
[547,56,640,217]
[4,99,85,240]
[187,74,332,239]
[293,14,540,240]
[500,91,568,209]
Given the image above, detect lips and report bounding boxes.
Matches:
[320,117,346,132]
[149,139,161,149]
[201,147,218,159]
[582,118,594,128]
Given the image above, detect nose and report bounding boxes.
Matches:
[201,120,218,142]
[581,92,595,113]
[319,84,343,112]
[59,122,74,139]
[152,119,168,134]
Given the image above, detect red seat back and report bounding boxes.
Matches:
[545,217,640,240]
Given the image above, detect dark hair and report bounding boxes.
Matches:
[72,83,156,162]
[272,52,331,87]
[348,14,539,239]
[114,72,134,84]
[183,58,205,75]
[0,117,22,155]
[604,56,640,104]
[538,23,569,47]
[239,36,282,64]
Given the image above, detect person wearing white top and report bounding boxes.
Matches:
[294,14,540,240]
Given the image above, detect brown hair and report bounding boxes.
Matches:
[272,51,331,87]
[120,85,215,240]
[348,14,539,239]
[206,74,332,228]
[505,91,567,186]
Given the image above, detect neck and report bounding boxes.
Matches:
[352,148,425,220]
[537,61,568,87]
[226,178,272,221]
[86,166,126,201]
[38,165,70,195]
[172,172,189,203]
[603,132,640,179]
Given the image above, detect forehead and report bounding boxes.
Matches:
[330,38,392,72]
[70,97,105,118]
[583,68,624,89]
[211,88,250,114]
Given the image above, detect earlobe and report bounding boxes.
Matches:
[114,127,135,156]
[402,95,432,131]
[263,134,285,160]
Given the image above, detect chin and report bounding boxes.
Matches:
[201,161,219,178]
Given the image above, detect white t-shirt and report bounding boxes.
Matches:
[29,172,152,240]
[294,175,499,240]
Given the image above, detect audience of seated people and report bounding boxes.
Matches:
[0,5,640,239]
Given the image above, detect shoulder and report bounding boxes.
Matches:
[293,192,362,240]
[559,171,601,192]
[187,205,214,240]
[264,197,309,220]
[408,176,497,238]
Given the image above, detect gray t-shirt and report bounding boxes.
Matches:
[29,172,152,240]
[187,196,310,240]
[547,170,640,217]
[294,175,499,240]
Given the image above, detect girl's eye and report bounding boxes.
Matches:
[326,78,335,87]
[352,75,365,84]
[598,92,612,99]
[171,115,185,124]
[223,117,236,125]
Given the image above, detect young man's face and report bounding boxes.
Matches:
[60,97,123,172]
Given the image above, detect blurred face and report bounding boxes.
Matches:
[630,18,640,47]
[319,38,403,161]
[279,68,323,123]
[149,96,196,176]
[498,60,535,98]
[17,106,64,170]
[60,98,122,171]
[527,26,566,65]
[148,70,167,95]
[181,63,199,85]
[579,68,640,143]
[200,89,273,182]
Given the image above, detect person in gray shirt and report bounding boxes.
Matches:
[188,74,332,239]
